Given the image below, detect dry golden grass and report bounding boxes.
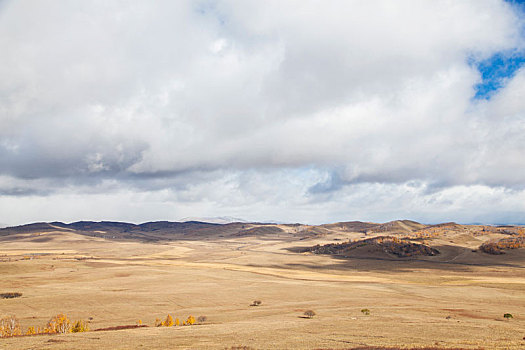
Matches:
[0,224,524,349]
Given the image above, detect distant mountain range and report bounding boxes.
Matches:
[1,219,522,245]
[0,219,432,242]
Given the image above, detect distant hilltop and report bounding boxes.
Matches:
[177,216,249,224]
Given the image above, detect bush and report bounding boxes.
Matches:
[0,316,21,337]
[250,300,262,306]
[361,308,370,315]
[197,315,207,323]
[304,310,316,319]
[504,313,513,320]
[71,320,89,333]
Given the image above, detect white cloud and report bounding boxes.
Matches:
[0,0,524,225]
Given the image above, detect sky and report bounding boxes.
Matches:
[1,0,525,226]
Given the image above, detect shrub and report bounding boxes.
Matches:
[197,315,207,323]
[175,318,180,326]
[504,313,513,320]
[71,320,89,333]
[185,315,196,325]
[361,308,370,315]
[26,326,36,335]
[304,310,316,319]
[250,300,262,306]
[45,314,71,334]
[25,326,43,335]
[0,316,21,337]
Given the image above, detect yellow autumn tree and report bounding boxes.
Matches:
[26,326,37,335]
[45,314,71,334]
[186,315,195,325]
[163,314,174,327]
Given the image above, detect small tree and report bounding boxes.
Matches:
[250,300,262,306]
[304,310,316,319]
[186,315,196,325]
[361,308,370,315]
[163,314,174,327]
[504,313,513,320]
[197,315,207,323]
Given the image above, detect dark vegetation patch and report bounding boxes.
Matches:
[480,236,525,255]
[93,325,148,332]
[234,226,284,237]
[47,338,67,343]
[0,292,22,299]
[306,236,440,258]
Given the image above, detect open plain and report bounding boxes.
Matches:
[0,220,524,349]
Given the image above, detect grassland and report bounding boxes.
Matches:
[0,220,524,349]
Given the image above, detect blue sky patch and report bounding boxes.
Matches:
[473,52,525,100]
[470,0,525,100]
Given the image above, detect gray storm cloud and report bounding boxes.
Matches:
[0,0,524,225]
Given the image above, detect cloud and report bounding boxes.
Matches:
[0,0,524,224]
